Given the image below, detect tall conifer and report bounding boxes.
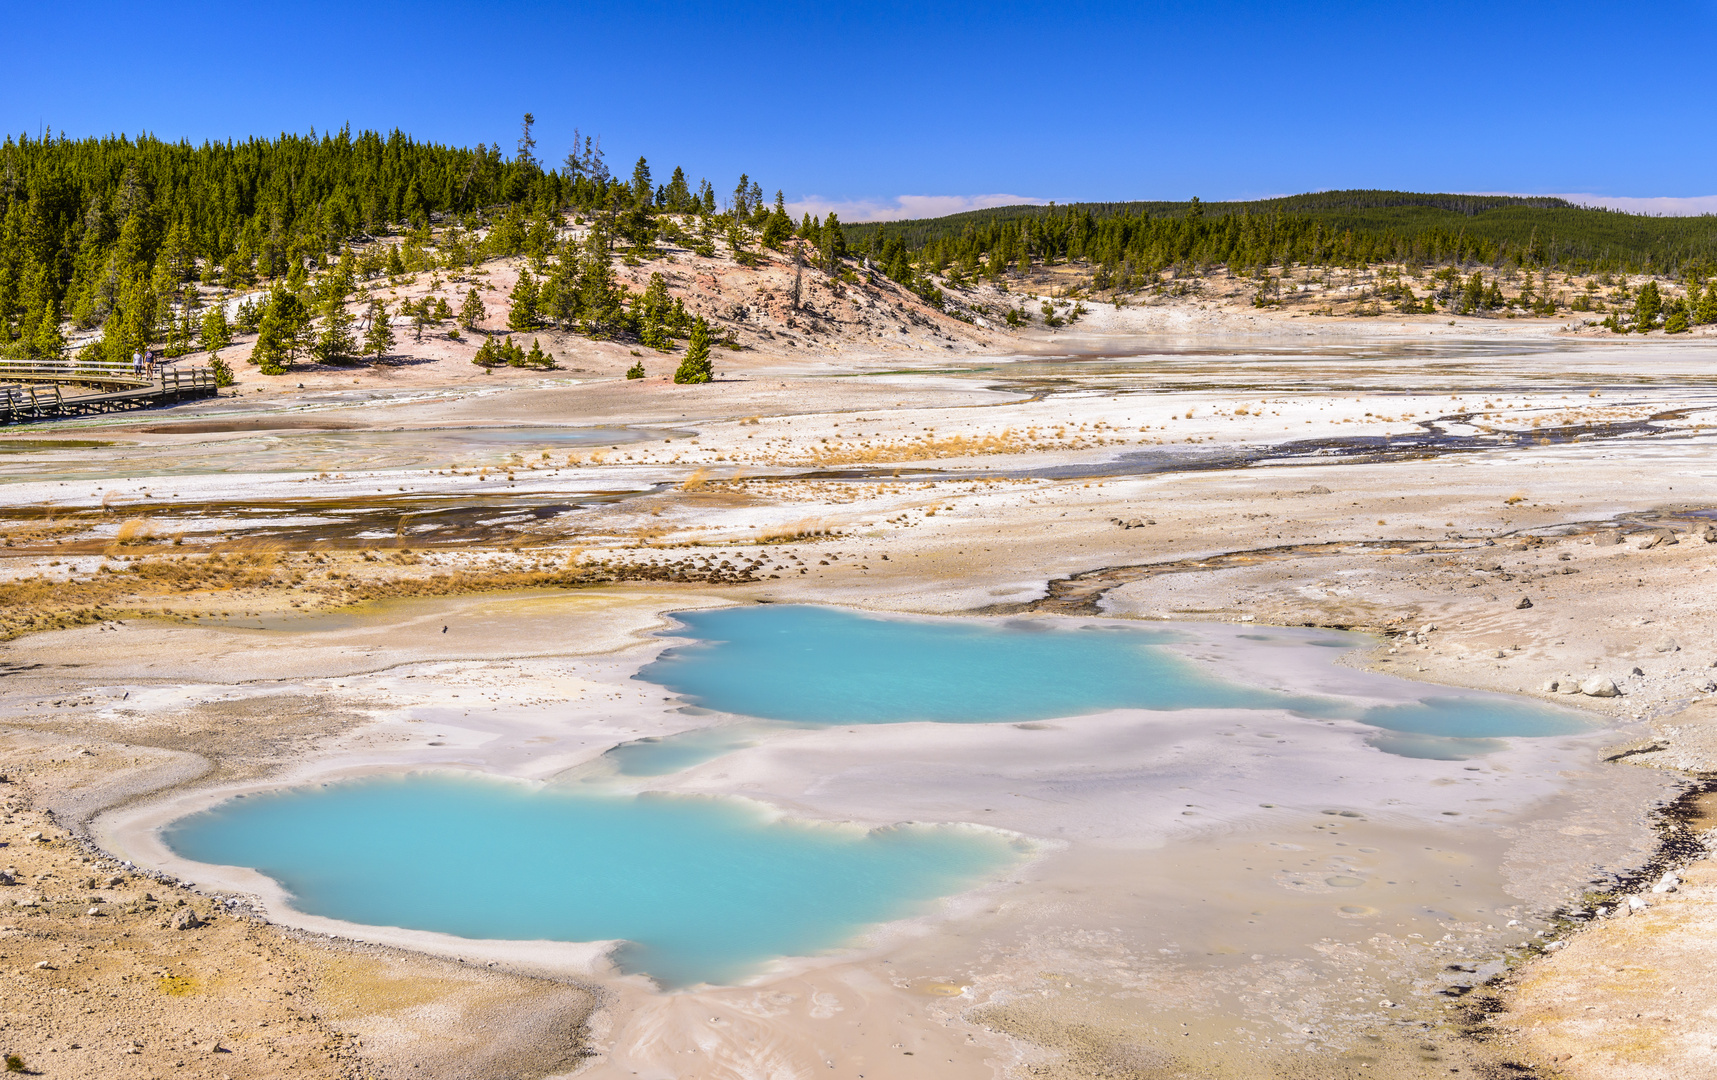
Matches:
[459,287,486,329]
[674,317,712,384]
[363,299,394,359]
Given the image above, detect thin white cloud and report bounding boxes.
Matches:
[1508,192,1717,216]
[785,193,1048,223]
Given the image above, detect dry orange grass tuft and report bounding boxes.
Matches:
[680,469,711,492]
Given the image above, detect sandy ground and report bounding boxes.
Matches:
[3,268,1717,1078]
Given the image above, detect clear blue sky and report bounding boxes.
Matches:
[6,1,1714,217]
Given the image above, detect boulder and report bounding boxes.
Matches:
[1701,523,1717,543]
[1593,530,1622,547]
[1515,596,1533,609]
[169,907,204,930]
[1580,676,1620,697]
[1635,529,1676,550]
[1655,637,1681,653]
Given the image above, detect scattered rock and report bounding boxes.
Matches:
[86,906,104,917]
[1635,529,1676,550]
[1305,484,1332,494]
[0,870,14,886]
[168,907,204,930]
[1651,872,1681,894]
[1701,523,1717,543]
[1541,678,1561,693]
[1628,895,1649,911]
[1593,530,1622,547]
[33,960,53,970]
[1654,637,1680,653]
[1515,596,1533,609]
[1579,676,1620,697]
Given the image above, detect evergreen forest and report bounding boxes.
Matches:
[846,191,1717,293]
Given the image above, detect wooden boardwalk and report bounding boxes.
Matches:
[1,362,220,425]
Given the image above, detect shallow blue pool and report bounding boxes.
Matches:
[636,605,1592,745]
[164,774,1024,988]
[638,605,1337,723]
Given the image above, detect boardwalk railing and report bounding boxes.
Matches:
[0,357,160,389]
[1,364,220,425]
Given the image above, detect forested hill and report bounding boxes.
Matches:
[0,123,723,350]
[845,190,1717,276]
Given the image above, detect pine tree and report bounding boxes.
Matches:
[386,245,406,277]
[33,301,67,362]
[762,192,792,250]
[821,213,846,272]
[1634,280,1662,330]
[639,272,673,349]
[199,305,233,356]
[166,311,194,357]
[674,317,713,383]
[578,229,623,336]
[665,167,692,211]
[252,292,292,374]
[276,291,312,360]
[626,358,645,379]
[526,337,553,369]
[472,337,502,368]
[460,287,486,329]
[234,297,259,334]
[433,295,453,322]
[364,299,395,359]
[508,272,540,330]
[314,292,356,363]
[727,222,757,267]
[517,112,538,168]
